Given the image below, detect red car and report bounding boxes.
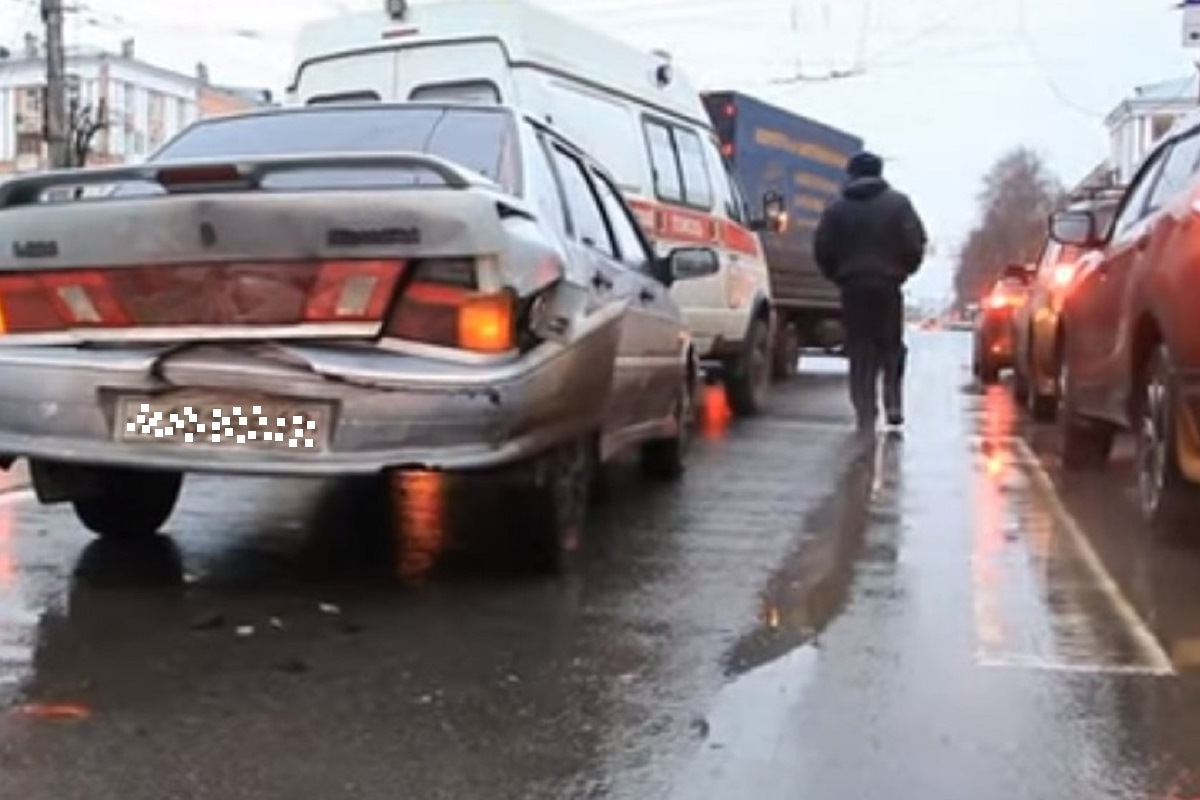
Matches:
[1049,113,1200,533]
[972,264,1033,384]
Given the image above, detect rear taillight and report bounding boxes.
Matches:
[986,290,1022,310]
[0,271,134,332]
[384,259,516,353]
[1052,263,1076,288]
[0,260,406,334]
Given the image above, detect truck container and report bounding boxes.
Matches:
[702,91,863,376]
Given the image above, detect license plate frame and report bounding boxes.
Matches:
[116,392,333,452]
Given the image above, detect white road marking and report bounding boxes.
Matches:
[970,435,1174,677]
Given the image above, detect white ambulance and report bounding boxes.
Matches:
[286,0,786,416]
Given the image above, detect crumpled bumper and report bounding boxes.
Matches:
[0,319,621,477]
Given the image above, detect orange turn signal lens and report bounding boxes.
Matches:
[458,291,514,353]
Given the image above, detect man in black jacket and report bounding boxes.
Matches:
[813,151,927,432]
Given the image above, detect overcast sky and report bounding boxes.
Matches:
[0,0,1192,304]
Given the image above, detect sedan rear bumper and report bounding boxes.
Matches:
[0,317,623,477]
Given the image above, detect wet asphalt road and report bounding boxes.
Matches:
[4,331,1200,798]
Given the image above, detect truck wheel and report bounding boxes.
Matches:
[73,469,183,539]
[724,316,771,417]
[513,437,593,574]
[1136,344,1200,537]
[771,323,800,381]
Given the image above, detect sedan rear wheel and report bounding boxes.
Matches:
[515,437,594,574]
[73,468,183,539]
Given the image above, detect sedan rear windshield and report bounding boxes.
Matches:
[150,106,521,194]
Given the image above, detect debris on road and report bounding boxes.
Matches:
[235,625,256,638]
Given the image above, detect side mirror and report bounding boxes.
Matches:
[666,246,720,281]
[749,191,788,233]
[1049,210,1100,248]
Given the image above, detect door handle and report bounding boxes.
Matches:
[592,272,613,291]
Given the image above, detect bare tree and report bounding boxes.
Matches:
[954,147,1065,307]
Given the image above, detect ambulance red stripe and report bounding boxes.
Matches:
[627,199,762,258]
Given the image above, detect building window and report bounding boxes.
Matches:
[17,134,40,156]
[1151,114,1177,144]
[22,87,41,117]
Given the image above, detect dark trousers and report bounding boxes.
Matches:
[841,284,906,427]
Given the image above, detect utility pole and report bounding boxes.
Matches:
[41,0,70,168]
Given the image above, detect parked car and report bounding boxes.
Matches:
[289,0,785,417]
[1049,112,1200,533]
[1010,191,1122,420]
[0,102,721,572]
[972,264,1033,384]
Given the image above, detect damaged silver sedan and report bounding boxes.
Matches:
[0,103,719,571]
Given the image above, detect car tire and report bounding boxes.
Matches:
[978,357,1001,385]
[641,366,697,480]
[1029,391,1058,422]
[771,322,800,381]
[1013,362,1030,403]
[73,469,183,539]
[1059,361,1114,471]
[724,315,771,417]
[515,437,593,574]
[1135,344,1200,536]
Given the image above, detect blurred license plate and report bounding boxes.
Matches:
[117,394,331,451]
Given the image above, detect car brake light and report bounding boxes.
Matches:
[720,142,733,158]
[384,259,515,353]
[156,164,244,188]
[0,275,65,332]
[303,260,404,322]
[1052,263,1075,288]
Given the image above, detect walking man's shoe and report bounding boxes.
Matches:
[886,409,904,427]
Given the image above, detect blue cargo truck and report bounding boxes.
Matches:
[702,91,863,376]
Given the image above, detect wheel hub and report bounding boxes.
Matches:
[1138,374,1168,519]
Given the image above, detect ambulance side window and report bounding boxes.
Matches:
[643,120,684,203]
[709,150,745,224]
[674,128,713,209]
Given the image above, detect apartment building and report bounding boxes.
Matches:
[0,35,271,173]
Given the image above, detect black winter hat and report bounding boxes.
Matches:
[846,151,883,178]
